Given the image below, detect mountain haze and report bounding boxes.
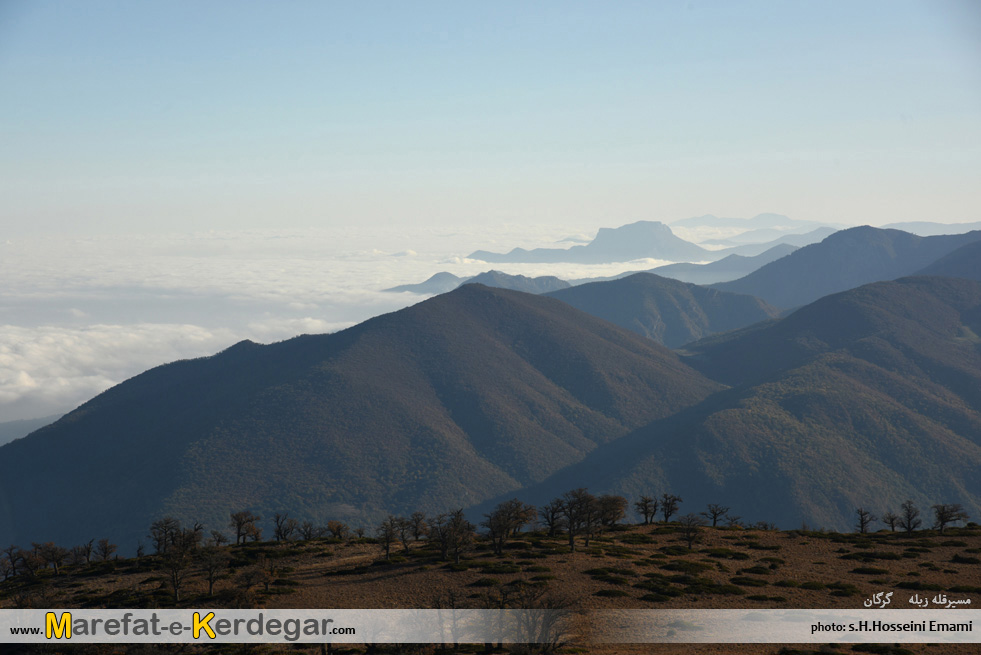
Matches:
[915,240,981,282]
[546,273,779,348]
[384,271,569,295]
[714,226,981,308]
[649,243,797,285]
[468,221,716,264]
[491,277,981,530]
[0,285,719,549]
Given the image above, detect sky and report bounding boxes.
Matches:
[1,1,979,235]
[1,1,980,424]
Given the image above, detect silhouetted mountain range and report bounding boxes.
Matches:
[468,221,717,264]
[718,227,838,257]
[670,213,836,231]
[384,272,465,294]
[545,273,779,348]
[714,226,981,308]
[0,285,718,548]
[384,271,570,295]
[882,221,981,237]
[648,243,797,285]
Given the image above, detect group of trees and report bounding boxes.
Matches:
[1,538,117,582]
[857,501,970,535]
[3,493,973,591]
[376,510,475,563]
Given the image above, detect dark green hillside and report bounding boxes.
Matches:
[503,277,981,530]
[714,226,981,308]
[0,284,720,550]
[546,272,779,348]
[915,240,981,281]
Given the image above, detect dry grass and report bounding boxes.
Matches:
[2,523,978,655]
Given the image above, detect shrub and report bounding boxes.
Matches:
[704,548,750,560]
[897,581,944,591]
[594,589,630,598]
[640,593,672,602]
[828,582,860,597]
[739,566,771,575]
[661,560,713,574]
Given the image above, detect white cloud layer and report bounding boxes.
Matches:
[0,220,828,422]
[0,323,238,421]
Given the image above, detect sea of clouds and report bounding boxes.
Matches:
[1,223,676,424]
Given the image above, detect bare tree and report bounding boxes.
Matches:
[446,510,475,564]
[95,538,117,562]
[482,499,539,555]
[881,511,900,532]
[229,511,261,545]
[898,500,921,535]
[273,512,298,542]
[396,517,412,554]
[0,556,11,581]
[482,506,511,556]
[427,513,451,561]
[634,495,658,525]
[3,545,21,577]
[538,499,565,537]
[428,510,475,563]
[932,504,969,534]
[19,549,42,576]
[298,521,321,541]
[701,504,730,528]
[557,488,597,552]
[376,516,398,560]
[149,517,181,554]
[409,512,428,541]
[660,494,683,523]
[80,539,94,563]
[855,507,877,534]
[725,514,743,528]
[324,520,347,541]
[597,495,628,527]
[69,545,88,566]
[163,538,195,604]
[678,514,706,549]
[209,530,229,547]
[37,543,67,575]
[198,547,229,597]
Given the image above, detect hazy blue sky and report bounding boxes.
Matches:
[2,1,979,236]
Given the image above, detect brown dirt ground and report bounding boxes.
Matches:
[3,523,978,655]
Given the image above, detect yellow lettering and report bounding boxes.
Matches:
[193,612,216,639]
[46,612,71,639]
